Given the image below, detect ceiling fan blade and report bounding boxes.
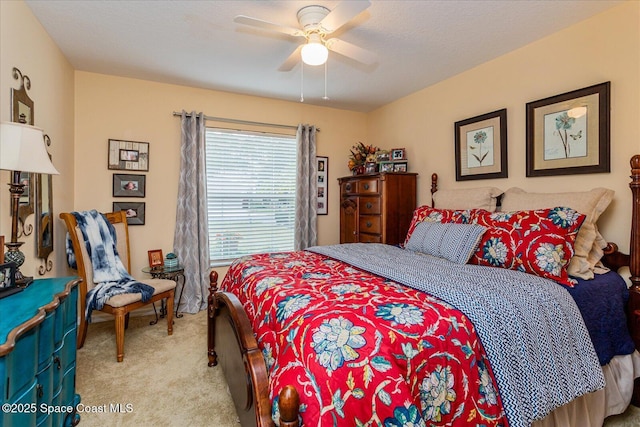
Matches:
[326,38,377,65]
[234,15,304,37]
[278,45,303,72]
[320,0,371,34]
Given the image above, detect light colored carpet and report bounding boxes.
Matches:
[76,310,640,426]
[76,310,239,426]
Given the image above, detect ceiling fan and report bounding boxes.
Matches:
[234,0,376,71]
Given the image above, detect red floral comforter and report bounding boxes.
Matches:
[221,251,508,426]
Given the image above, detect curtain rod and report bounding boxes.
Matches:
[172,111,319,132]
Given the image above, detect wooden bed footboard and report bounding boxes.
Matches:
[208,271,300,427]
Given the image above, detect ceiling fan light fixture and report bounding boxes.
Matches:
[301,34,328,66]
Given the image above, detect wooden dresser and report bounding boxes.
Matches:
[0,277,81,427]
[339,172,417,245]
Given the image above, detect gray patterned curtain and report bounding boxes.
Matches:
[174,111,210,313]
[294,124,318,250]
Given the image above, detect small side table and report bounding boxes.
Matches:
[142,264,186,319]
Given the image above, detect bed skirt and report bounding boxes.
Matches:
[534,351,640,427]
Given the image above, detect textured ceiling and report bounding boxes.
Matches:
[25,0,621,112]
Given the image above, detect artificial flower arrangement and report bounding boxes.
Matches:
[348,142,379,172]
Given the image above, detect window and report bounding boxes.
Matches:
[205,128,297,266]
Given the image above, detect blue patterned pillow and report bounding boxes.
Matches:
[405,222,487,264]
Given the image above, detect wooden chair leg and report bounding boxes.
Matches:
[124,312,130,329]
[114,310,126,362]
[77,318,88,350]
[166,293,174,336]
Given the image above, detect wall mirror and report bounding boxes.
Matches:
[11,67,35,237]
[35,148,54,274]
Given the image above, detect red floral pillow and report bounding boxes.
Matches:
[468,207,585,286]
[403,206,478,247]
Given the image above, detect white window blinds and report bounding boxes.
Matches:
[205,128,297,266]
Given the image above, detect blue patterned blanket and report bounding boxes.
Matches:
[569,271,635,364]
[309,243,605,427]
[71,210,154,321]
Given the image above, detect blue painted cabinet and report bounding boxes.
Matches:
[0,277,81,427]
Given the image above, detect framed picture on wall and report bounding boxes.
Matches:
[113,201,146,225]
[526,81,610,177]
[113,174,146,197]
[108,139,149,171]
[317,156,328,215]
[455,108,508,181]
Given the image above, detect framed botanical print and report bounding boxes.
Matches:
[455,109,508,181]
[526,82,610,177]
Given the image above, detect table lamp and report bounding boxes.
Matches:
[0,122,59,286]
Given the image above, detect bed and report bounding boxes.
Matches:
[208,154,640,427]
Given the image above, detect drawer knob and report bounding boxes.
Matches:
[345,183,352,191]
[366,202,372,209]
[363,183,370,190]
[366,221,372,228]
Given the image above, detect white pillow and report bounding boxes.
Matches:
[433,187,503,212]
[500,187,614,279]
[405,222,486,264]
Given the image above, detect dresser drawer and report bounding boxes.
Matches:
[341,181,357,195]
[359,197,380,215]
[359,215,381,234]
[2,379,38,427]
[359,233,382,243]
[4,329,38,402]
[357,179,379,194]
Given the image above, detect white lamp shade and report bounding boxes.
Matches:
[0,122,59,175]
[301,37,328,66]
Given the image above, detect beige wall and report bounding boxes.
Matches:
[74,72,366,277]
[0,0,75,278]
[368,1,640,254]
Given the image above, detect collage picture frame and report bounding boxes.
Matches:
[108,139,149,171]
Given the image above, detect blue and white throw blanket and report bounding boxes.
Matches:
[71,210,154,321]
[308,243,605,427]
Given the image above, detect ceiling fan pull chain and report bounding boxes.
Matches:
[300,62,304,103]
[323,60,329,100]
